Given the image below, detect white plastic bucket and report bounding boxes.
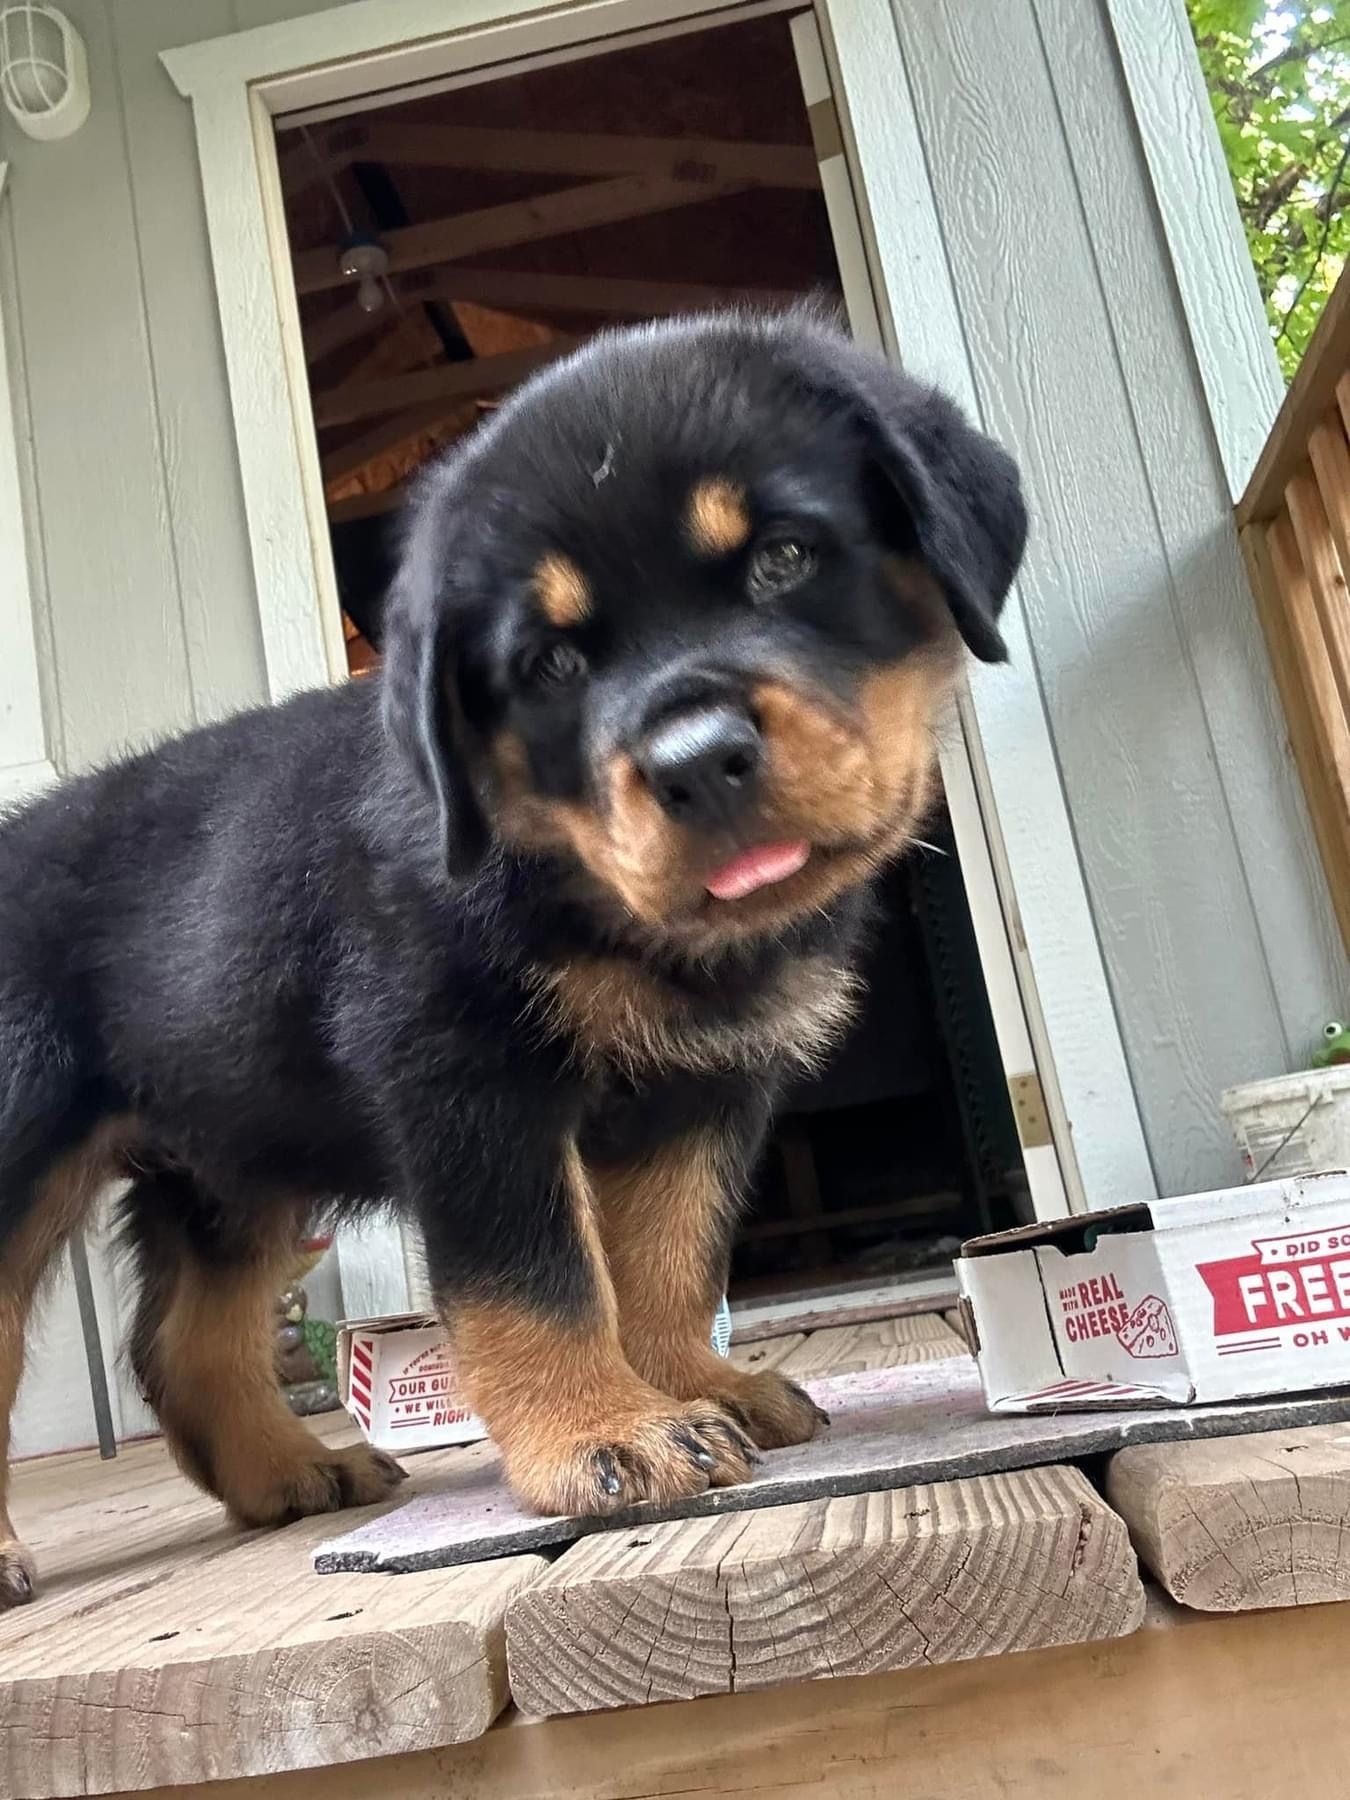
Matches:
[1220,1065,1350,1182]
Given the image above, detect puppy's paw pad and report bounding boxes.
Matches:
[0,1541,36,1610]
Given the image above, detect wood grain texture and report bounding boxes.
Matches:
[729,1273,959,1343]
[827,1,1155,1210]
[109,0,269,726]
[894,0,1297,1193]
[504,1465,1145,1716]
[775,1316,967,1378]
[1238,265,1350,524]
[1105,0,1285,500]
[112,1598,1350,1800]
[1241,522,1350,949]
[2,1417,542,1796]
[1036,0,1344,1057]
[1106,1426,1350,1611]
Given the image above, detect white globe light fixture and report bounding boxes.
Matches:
[0,3,90,142]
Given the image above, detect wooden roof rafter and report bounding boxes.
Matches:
[292,170,759,295]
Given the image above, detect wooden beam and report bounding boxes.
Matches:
[774,1316,969,1380]
[303,298,386,367]
[1237,265,1350,526]
[347,120,821,190]
[321,400,472,490]
[0,1531,545,1795]
[275,130,355,200]
[1106,1425,1350,1610]
[328,484,409,524]
[1240,520,1350,950]
[292,173,754,296]
[115,1599,1350,1800]
[313,339,574,430]
[397,267,799,320]
[503,1465,1144,1717]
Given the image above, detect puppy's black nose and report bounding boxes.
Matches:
[638,705,761,828]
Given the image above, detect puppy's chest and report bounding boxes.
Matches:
[530,948,861,1079]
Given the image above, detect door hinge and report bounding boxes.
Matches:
[1009,1071,1052,1150]
[807,96,843,164]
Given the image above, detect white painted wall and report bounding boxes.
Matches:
[0,0,1341,1449]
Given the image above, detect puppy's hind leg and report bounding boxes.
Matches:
[0,1099,128,1610]
[121,1173,406,1527]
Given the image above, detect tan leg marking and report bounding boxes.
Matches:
[0,1121,131,1607]
[445,1144,756,1515]
[146,1218,405,1527]
[593,1134,827,1451]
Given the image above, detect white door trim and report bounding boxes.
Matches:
[164,0,1155,1217]
[1103,0,1285,500]
[0,164,57,806]
[791,11,1068,1221]
[818,2,1154,1208]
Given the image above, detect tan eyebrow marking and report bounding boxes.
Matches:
[532,552,592,628]
[685,478,751,556]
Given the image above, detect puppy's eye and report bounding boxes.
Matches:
[748,537,817,600]
[525,641,588,690]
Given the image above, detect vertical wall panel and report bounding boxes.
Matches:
[888,0,1324,1193]
[111,0,268,722]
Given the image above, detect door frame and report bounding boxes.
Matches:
[164,0,1157,1304]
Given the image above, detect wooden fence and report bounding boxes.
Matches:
[1238,269,1350,952]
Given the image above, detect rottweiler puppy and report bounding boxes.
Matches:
[0,309,1025,1606]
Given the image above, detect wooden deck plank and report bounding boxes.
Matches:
[726,1334,807,1371]
[503,1464,1145,1716]
[4,1422,545,1796]
[1105,1424,1350,1611]
[775,1314,967,1377]
[109,1598,1350,1800]
[729,1272,959,1343]
[0,1529,542,1796]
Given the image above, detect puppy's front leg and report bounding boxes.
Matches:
[591,1115,828,1453]
[407,1117,757,1517]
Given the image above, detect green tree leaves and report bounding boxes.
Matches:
[1186,0,1349,377]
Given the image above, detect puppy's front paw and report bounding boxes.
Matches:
[642,1348,829,1451]
[506,1400,760,1517]
[717,1367,829,1451]
[0,1537,36,1609]
[228,1443,407,1528]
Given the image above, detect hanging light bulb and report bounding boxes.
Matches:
[337,234,390,315]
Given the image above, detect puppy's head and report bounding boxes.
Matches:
[383,311,1025,943]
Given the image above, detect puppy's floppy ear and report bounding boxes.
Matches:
[381,567,491,881]
[791,328,1027,662]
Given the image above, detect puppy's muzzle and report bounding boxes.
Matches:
[636,703,761,832]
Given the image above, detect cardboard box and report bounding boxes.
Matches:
[339,1296,736,1453]
[956,1169,1350,1411]
[338,1313,486,1452]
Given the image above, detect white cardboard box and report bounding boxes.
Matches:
[338,1296,736,1454]
[956,1169,1350,1411]
[338,1313,487,1453]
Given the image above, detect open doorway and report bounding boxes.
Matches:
[274,5,1032,1308]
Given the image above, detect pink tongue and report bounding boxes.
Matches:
[705,839,811,902]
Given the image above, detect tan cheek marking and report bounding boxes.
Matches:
[685,478,750,556]
[533,552,591,628]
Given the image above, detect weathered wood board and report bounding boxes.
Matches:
[0,1524,543,1799]
[1106,1424,1350,1611]
[505,1464,1145,1716]
[313,1357,1350,1574]
[729,1272,960,1343]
